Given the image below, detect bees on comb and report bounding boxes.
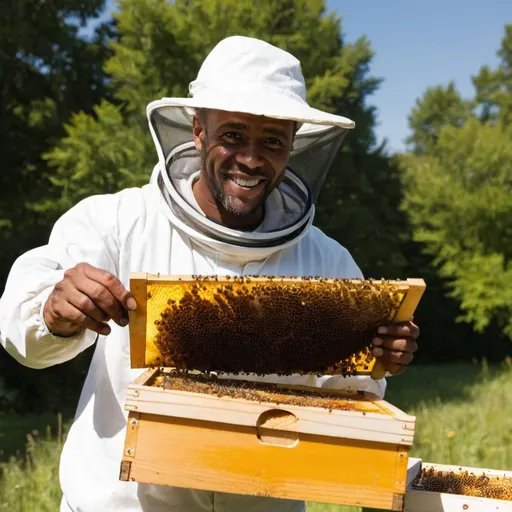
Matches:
[156,372,370,412]
[412,467,512,500]
[152,276,403,376]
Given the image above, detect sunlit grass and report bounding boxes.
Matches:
[0,417,64,512]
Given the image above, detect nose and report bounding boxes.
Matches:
[234,140,265,169]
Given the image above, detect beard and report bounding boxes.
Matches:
[200,144,264,218]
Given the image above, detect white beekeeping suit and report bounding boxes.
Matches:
[0,36,386,512]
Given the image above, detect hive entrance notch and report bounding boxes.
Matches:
[128,273,426,379]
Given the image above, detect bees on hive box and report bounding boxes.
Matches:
[412,467,512,500]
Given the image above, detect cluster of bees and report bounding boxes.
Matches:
[159,372,367,411]
[153,276,402,376]
[413,467,512,500]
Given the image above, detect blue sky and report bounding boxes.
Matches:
[327,0,511,152]
[87,0,511,153]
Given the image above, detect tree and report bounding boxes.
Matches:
[0,0,113,414]
[0,0,113,289]
[399,25,512,349]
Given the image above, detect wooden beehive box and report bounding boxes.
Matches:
[404,461,512,511]
[120,274,426,510]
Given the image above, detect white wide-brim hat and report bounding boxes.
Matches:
[145,36,355,250]
[146,35,355,131]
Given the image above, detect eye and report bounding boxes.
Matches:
[222,132,243,143]
[265,137,285,148]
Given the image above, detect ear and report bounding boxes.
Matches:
[193,116,205,152]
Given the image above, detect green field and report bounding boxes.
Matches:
[1,361,512,511]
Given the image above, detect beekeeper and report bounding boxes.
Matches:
[0,36,419,512]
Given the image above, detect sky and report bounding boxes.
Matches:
[327,0,512,152]
[86,0,512,153]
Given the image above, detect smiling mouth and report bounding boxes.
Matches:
[229,176,265,189]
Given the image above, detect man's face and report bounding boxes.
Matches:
[192,109,294,223]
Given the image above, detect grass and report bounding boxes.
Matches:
[0,422,65,512]
[1,361,512,511]
[0,412,69,462]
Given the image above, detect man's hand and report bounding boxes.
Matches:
[43,263,137,338]
[372,319,419,376]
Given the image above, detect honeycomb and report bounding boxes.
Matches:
[412,467,512,500]
[155,372,385,413]
[150,276,403,376]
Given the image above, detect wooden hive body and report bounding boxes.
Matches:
[404,461,512,511]
[120,274,426,510]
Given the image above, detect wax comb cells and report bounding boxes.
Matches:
[151,276,403,375]
[413,467,512,500]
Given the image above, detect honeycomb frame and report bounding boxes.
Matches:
[412,466,512,500]
[128,274,426,379]
[404,462,512,511]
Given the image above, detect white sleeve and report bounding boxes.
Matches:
[336,246,364,280]
[0,194,120,369]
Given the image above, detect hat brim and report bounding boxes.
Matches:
[147,96,355,133]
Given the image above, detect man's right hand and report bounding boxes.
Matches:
[43,263,137,337]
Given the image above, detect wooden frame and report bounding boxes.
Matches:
[404,461,512,511]
[120,368,416,510]
[125,368,416,445]
[128,273,426,379]
[121,273,427,509]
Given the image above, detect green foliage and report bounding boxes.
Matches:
[401,25,512,343]
[473,24,512,126]
[316,152,409,278]
[39,101,153,213]
[406,83,472,153]
[0,0,114,431]
[0,347,92,416]
[0,0,113,288]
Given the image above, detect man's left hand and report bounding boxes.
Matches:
[372,320,419,376]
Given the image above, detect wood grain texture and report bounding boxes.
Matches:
[129,273,148,369]
[124,379,416,445]
[122,412,409,510]
[119,411,141,481]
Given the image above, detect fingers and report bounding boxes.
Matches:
[372,345,414,365]
[77,263,137,312]
[372,320,420,376]
[45,295,111,336]
[373,335,418,354]
[66,263,137,327]
[386,363,407,376]
[372,346,411,376]
[66,287,110,324]
[377,321,420,339]
[44,263,137,338]
[74,278,128,327]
